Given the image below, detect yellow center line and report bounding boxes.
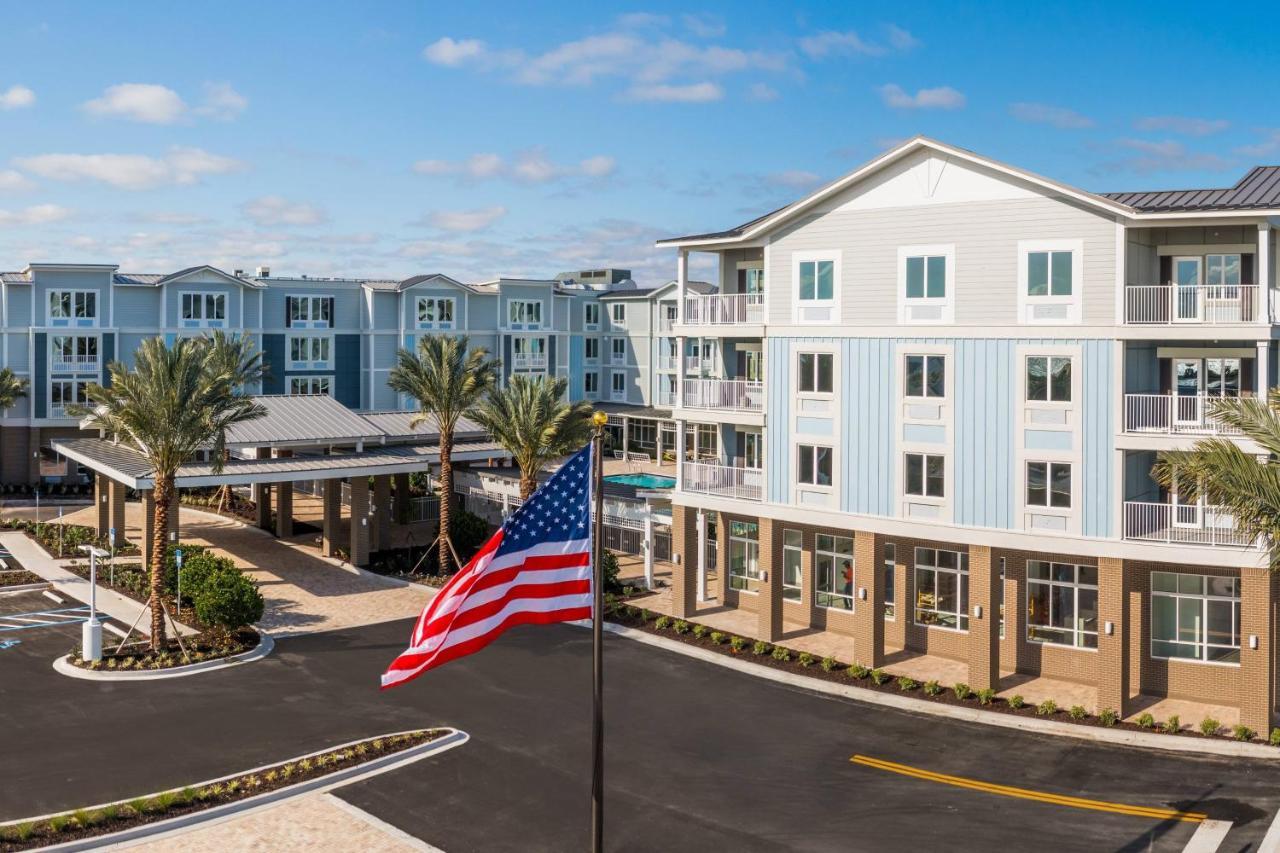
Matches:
[849,755,1206,824]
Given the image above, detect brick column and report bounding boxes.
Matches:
[853,531,884,668]
[94,472,111,537]
[966,545,1000,691]
[393,473,412,525]
[1240,566,1274,734]
[800,529,818,627]
[670,505,697,618]
[885,541,908,649]
[372,475,391,552]
[108,481,126,548]
[756,518,782,642]
[141,490,156,567]
[321,479,342,557]
[273,449,293,539]
[716,514,730,602]
[1096,556,1130,716]
[349,477,370,567]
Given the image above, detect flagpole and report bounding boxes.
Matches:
[590,411,607,853]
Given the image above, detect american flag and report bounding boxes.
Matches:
[381,443,595,689]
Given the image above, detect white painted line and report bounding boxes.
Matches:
[103,622,126,638]
[1184,819,1232,852]
[323,793,446,852]
[42,590,65,604]
[1257,807,1280,853]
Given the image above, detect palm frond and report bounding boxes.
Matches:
[0,367,28,410]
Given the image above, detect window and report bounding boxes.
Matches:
[905,255,946,299]
[289,336,331,368]
[1027,250,1073,297]
[611,371,626,398]
[289,376,332,396]
[744,268,765,301]
[49,290,97,322]
[1027,561,1097,648]
[50,379,89,415]
[289,296,332,328]
[782,529,802,602]
[883,543,896,620]
[611,338,626,364]
[416,297,455,328]
[797,353,833,394]
[905,355,945,398]
[611,303,626,328]
[508,300,542,327]
[181,292,227,326]
[797,444,833,486]
[905,453,944,498]
[797,260,834,302]
[914,547,969,630]
[584,338,599,362]
[1026,356,1071,402]
[584,303,601,329]
[583,372,599,396]
[815,534,854,610]
[51,335,98,370]
[1206,254,1242,293]
[1151,572,1240,664]
[1026,461,1071,509]
[728,521,759,591]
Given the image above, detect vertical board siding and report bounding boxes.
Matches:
[334,334,362,409]
[766,338,790,504]
[568,336,584,402]
[954,338,1014,529]
[841,337,895,516]
[101,334,115,389]
[261,334,285,395]
[1082,338,1115,537]
[33,333,46,419]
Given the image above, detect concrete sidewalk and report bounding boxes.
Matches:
[0,531,197,637]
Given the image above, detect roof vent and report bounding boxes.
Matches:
[233,268,244,277]
[256,265,270,278]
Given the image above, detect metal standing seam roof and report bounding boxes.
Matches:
[358,411,487,441]
[221,395,389,447]
[1102,166,1280,212]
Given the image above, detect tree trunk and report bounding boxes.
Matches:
[438,430,453,575]
[150,476,171,651]
[519,468,537,503]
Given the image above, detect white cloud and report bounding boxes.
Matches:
[421,205,508,232]
[800,25,917,59]
[626,82,722,103]
[82,83,188,124]
[195,82,248,120]
[617,12,670,29]
[0,204,72,226]
[0,169,36,192]
[1105,139,1232,174]
[15,147,246,190]
[1009,102,1094,129]
[886,24,920,51]
[422,37,488,67]
[0,85,35,110]
[1237,130,1280,159]
[1134,115,1229,137]
[412,149,615,183]
[682,13,726,38]
[766,170,823,189]
[747,82,778,102]
[241,195,327,226]
[879,83,965,110]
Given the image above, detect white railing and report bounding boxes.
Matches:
[1123,394,1244,436]
[657,355,678,371]
[657,316,676,333]
[51,354,98,372]
[681,462,763,501]
[398,495,439,523]
[1123,501,1255,548]
[684,293,764,326]
[1124,284,1260,325]
[682,378,764,412]
[511,353,548,369]
[656,389,676,407]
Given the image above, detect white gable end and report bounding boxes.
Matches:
[828,149,1042,213]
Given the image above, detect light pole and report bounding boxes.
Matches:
[174,548,184,613]
[109,527,116,587]
[78,545,110,662]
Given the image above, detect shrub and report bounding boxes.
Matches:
[1007,694,1025,710]
[691,624,708,640]
[870,668,888,685]
[752,640,770,656]
[193,567,264,630]
[1199,717,1221,736]
[672,619,690,635]
[953,682,972,701]
[771,645,790,662]
[847,663,869,679]
[1232,724,1255,742]
[47,815,70,833]
[1270,728,1280,747]
[709,631,726,646]
[1036,699,1058,717]
[654,616,671,630]
[820,655,837,672]
[1136,712,1156,729]
[797,651,815,668]
[601,549,622,593]
[729,636,746,652]
[976,688,995,706]
[1162,715,1181,734]
[1068,705,1088,721]
[1099,708,1119,727]
[896,676,918,692]
[923,680,942,696]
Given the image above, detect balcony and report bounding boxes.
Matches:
[1123,394,1243,437]
[657,315,676,333]
[511,353,547,370]
[1124,284,1260,325]
[1123,501,1255,548]
[51,354,99,372]
[684,293,764,326]
[681,461,762,501]
[684,355,716,376]
[682,378,764,412]
[657,354,678,371]
[656,389,676,407]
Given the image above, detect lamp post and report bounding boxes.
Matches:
[589,408,608,853]
[174,548,184,613]
[78,545,110,662]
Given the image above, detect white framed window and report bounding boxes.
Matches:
[50,378,89,416]
[611,370,626,398]
[48,290,98,325]
[416,297,455,329]
[611,338,626,364]
[905,452,945,498]
[584,338,600,362]
[289,295,332,329]
[181,292,227,327]
[914,547,968,631]
[1026,461,1071,508]
[815,533,854,611]
[883,542,896,620]
[796,444,833,486]
[782,529,802,602]
[288,335,332,369]
[1017,239,1082,323]
[1206,254,1243,292]
[898,244,954,324]
[792,252,839,324]
[904,354,945,399]
[509,300,543,328]
[583,371,599,397]
[728,521,760,592]
[1151,572,1240,664]
[289,376,332,396]
[797,352,833,394]
[51,335,98,371]
[584,303,601,330]
[1027,561,1098,649]
[512,337,547,369]
[610,303,626,328]
[1026,356,1071,402]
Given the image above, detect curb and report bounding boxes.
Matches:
[52,632,275,682]
[0,582,51,595]
[602,622,1280,760]
[9,728,468,852]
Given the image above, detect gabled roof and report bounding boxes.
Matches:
[394,273,476,293]
[219,394,387,447]
[112,265,263,289]
[1102,166,1280,212]
[597,280,715,300]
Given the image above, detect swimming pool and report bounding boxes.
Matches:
[604,473,676,489]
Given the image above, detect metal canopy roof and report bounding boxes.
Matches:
[1101,166,1280,212]
[358,411,487,442]
[222,395,388,448]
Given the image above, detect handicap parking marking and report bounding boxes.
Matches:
[0,605,92,632]
[0,638,19,651]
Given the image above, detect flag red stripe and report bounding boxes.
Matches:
[467,551,591,594]
[445,579,591,632]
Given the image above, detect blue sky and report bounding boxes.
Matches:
[0,1,1276,284]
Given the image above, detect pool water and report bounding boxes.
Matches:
[604,473,676,489]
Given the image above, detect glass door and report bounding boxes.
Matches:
[737,430,762,469]
[1205,358,1240,399]
[1174,359,1202,428]
[1173,257,1202,322]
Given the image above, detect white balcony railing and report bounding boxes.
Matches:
[511,353,548,370]
[685,356,714,376]
[657,355,678,371]
[682,378,764,412]
[1124,284,1260,325]
[1123,394,1244,437]
[1123,501,1255,548]
[681,461,763,501]
[656,389,676,407]
[51,354,98,372]
[684,293,764,326]
[657,316,676,333]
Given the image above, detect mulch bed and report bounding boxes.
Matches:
[606,602,1273,745]
[67,626,260,672]
[0,570,43,588]
[0,730,444,851]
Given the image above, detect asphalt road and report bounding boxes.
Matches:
[1,589,1277,852]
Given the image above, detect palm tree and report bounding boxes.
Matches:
[1151,392,1280,563]
[0,367,28,410]
[74,337,265,649]
[388,335,498,574]
[471,374,594,502]
[203,331,267,514]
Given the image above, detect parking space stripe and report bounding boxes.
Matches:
[1183,819,1232,852]
[850,755,1207,823]
[0,605,93,631]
